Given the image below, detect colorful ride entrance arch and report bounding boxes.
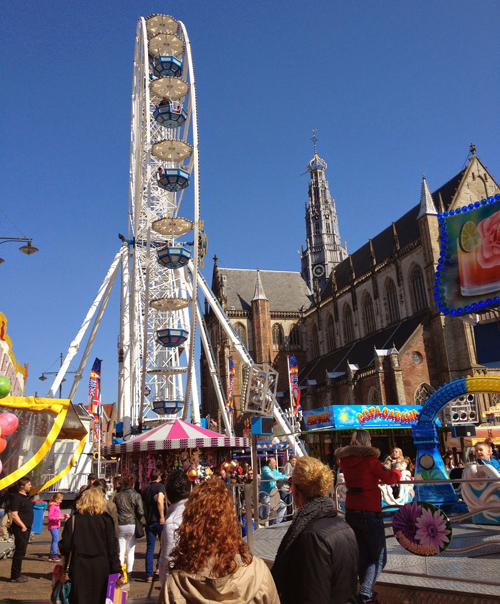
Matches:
[412,375,500,511]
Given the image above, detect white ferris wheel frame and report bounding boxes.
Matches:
[42,15,305,455]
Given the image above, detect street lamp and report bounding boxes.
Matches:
[39,353,77,399]
[0,236,39,264]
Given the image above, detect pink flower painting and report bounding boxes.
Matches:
[415,506,451,553]
[393,502,421,544]
[478,210,500,269]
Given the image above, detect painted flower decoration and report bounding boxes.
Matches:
[477,210,500,269]
[393,502,421,543]
[415,506,451,553]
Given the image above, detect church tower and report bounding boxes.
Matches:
[300,132,347,292]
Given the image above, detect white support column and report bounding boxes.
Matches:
[195,301,233,436]
[49,249,125,399]
[66,256,122,402]
[119,244,131,433]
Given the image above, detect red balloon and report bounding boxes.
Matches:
[0,435,6,454]
[0,413,18,436]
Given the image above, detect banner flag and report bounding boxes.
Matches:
[288,355,301,414]
[227,356,235,415]
[89,358,102,445]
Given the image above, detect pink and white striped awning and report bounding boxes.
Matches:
[103,419,250,455]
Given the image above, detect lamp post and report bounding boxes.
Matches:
[39,353,77,398]
[0,237,39,264]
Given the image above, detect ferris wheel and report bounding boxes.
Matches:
[49,14,304,455]
[124,14,203,429]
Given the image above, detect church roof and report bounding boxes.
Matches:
[320,169,466,300]
[297,311,428,387]
[217,268,312,312]
[431,168,466,211]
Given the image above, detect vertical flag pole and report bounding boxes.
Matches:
[98,363,103,479]
[287,355,293,412]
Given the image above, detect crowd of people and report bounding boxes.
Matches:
[1,434,500,603]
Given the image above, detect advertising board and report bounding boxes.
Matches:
[435,194,500,315]
[303,404,423,431]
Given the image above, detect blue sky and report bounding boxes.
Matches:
[1,1,499,407]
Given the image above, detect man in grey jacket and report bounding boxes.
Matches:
[158,470,191,584]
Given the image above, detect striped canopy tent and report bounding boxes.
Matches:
[103,419,250,455]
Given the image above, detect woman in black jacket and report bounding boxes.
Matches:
[113,473,145,580]
[272,456,358,604]
[59,487,122,603]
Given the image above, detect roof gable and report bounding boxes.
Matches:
[218,268,312,312]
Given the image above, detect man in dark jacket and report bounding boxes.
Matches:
[10,476,34,583]
[141,469,166,582]
[272,457,358,604]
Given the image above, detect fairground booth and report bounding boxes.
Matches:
[103,419,249,488]
[303,403,425,467]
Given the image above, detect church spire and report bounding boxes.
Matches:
[417,174,438,219]
[300,131,347,292]
[252,269,268,301]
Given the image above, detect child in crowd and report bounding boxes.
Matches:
[474,441,500,471]
[47,493,66,561]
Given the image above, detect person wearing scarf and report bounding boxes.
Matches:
[272,456,358,604]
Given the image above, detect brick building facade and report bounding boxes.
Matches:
[201,146,500,436]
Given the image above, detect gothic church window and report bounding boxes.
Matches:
[314,222,320,234]
[410,264,428,313]
[311,324,320,358]
[289,324,301,350]
[368,387,380,406]
[327,314,335,351]
[385,278,400,324]
[234,322,247,348]
[272,323,284,350]
[414,383,433,405]
[343,304,355,344]
[363,292,376,335]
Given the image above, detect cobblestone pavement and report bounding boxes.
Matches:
[0,529,161,603]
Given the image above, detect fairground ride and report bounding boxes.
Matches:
[42,15,306,456]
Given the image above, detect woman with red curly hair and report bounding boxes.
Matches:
[158,478,279,604]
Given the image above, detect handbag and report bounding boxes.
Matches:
[134,498,145,539]
[134,515,145,539]
[51,516,75,604]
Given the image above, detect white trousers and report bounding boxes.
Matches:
[118,524,136,574]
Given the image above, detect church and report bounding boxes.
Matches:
[201,142,500,450]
